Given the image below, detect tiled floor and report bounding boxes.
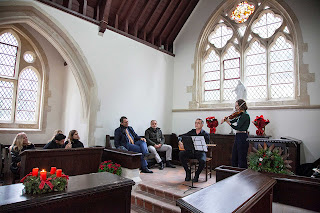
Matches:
[138,165,216,197]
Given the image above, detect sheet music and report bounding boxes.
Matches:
[191,136,207,152]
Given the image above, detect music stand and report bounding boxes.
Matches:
[181,136,206,193]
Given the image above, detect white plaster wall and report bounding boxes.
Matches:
[172,0,320,163]
[0,23,66,145]
[32,1,174,146]
[61,65,88,147]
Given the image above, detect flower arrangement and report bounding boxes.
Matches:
[206,116,219,134]
[98,160,122,176]
[21,167,68,194]
[252,115,270,136]
[248,143,293,175]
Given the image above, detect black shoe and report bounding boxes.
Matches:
[193,174,199,182]
[166,161,176,168]
[159,161,164,170]
[141,167,153,173]
[185,170,191,181]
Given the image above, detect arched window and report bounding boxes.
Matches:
[0,29,42,128]
[195,0,305,108]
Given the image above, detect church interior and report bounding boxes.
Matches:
[0,0,319,212]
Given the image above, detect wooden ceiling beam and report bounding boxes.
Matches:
[79,0,88,16]
[114,0,126,29]
[166,0,198,45]
[152,0,180,45]
[139,0,162,40]
[158,0,184,43]
[123,0,139,33]
[99,0,113,33]
[133,0,153,37]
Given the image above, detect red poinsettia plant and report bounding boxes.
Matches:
[253,115,270,136]
[98,160,122,176]
[206,116,219,134]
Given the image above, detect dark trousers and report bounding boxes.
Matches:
[232,133,249,168]
[179,150,206,175]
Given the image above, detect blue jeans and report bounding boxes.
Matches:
[127,140,149,169]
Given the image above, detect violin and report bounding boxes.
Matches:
[222,110,243,123]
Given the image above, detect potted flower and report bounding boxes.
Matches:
[206,116,219,134]
[252,115,270,136]
[98,160,122,176]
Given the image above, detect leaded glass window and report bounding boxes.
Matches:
[0,32,18,77]
[201,0,296,104]
[16,68,39,122]
[0,30,42,126]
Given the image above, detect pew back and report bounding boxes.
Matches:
[19,147,104,178]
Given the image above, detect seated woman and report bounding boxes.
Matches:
[65,130,84,148]
[10,132,35,175]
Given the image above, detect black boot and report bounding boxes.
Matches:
[141,167,153,173]
[166,161,176,168]
[159,161,164,170]
[193,171,200,182]
[185,170,191,181]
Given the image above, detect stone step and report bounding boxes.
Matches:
[138,183,183,201]
[131,189,181,213]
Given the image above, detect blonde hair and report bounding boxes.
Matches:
[68,130,79,142]
[10,132,27,152]
[50,129,63,141]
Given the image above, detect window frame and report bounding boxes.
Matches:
[0,28,43,129]
[192,0,305,109]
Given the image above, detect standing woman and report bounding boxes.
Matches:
[10,132,35,175]
[65,130,84,148]
[221,99,250,168]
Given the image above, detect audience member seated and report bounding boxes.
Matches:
[10,132,35,176]
[178,118,210,182]
[145,120,175,170]
[65,130,84,148]
[114,116,153,173]
[43,133,67,149]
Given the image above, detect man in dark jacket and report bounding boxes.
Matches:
[178,118,210,182]
[114,116,153,173]
[43,133,67,149]
[145,120,176,170]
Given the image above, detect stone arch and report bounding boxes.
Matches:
[0,1,99,145]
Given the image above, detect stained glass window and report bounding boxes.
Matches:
[0,32,18,77]
[16,68,39,122]
[202,1,297,105]
[208,24,233,48]
[231,2,255,23]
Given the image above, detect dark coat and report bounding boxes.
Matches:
[10,144,35,174]
[114,125,141,149]
[145,127,165,146]
[43,139,65,149]
[64,139,84,148]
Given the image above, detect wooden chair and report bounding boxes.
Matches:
[188,157,212,181]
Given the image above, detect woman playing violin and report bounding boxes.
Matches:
[221,99,250,168]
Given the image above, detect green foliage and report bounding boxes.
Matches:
[22,174,68,195]
[98,160,122,176]
[248,146,293,175]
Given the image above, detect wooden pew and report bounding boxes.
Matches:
[177,169,276,213]
[19,147,104,178]
[0,172,135,213]
[215,165,320,212]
